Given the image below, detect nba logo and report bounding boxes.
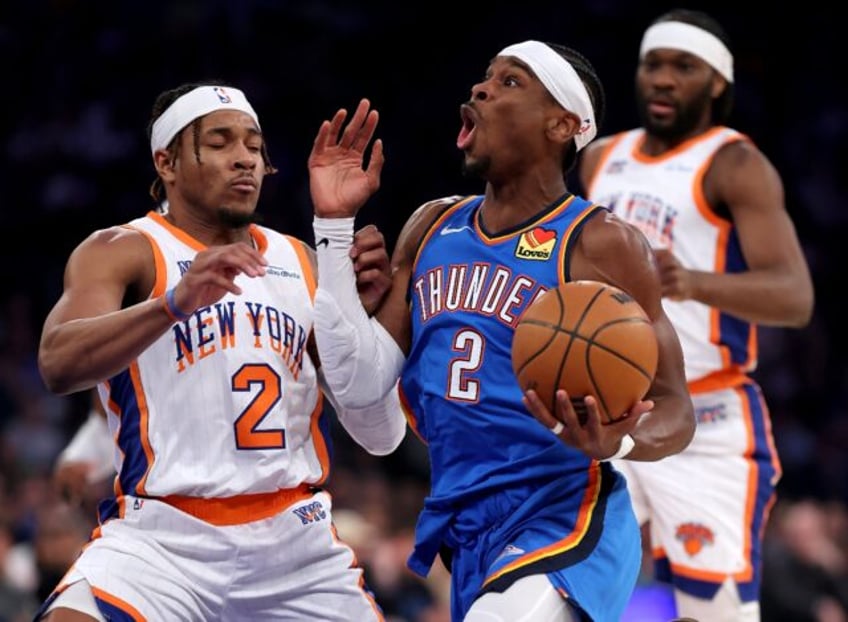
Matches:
[213,87,232,104]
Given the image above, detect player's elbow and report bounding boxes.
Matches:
[361,430,406,457]
[655,395,696,459]
[673,400,697,454]
[788,286,815,328]
[39,360,76,395]
[38,346,85,396]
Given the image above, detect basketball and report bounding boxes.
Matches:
[511,280,658,424]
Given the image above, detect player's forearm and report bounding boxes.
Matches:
[626,392,695,461]
[688,269,813,327]
[313,217,405,409]
[39,298,174,394]
[320,372,406,456]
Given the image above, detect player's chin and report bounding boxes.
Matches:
[217,203,261,228]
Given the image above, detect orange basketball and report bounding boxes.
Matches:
[511,280,658,424]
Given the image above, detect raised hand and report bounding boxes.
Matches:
[170,242,267,316]
[653,247,693,301]
[308,98,384,219]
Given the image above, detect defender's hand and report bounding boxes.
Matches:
[352,224,392,315]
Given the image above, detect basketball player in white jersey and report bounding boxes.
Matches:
[579,9,814,622]
[35,81,405,621]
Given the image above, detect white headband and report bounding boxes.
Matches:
[640,21,734,82]
[150,85,260,154]
[498,40,597,151]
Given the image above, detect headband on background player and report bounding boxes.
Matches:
[639,21,734,82]
[150,85,260,154]
[499,40,597,151]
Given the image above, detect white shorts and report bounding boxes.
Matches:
[614,380,780,604]
[40,488,384,621]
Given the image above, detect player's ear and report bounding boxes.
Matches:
[153,149,177,182]
[710,74,728,99]
[546,111,580,145]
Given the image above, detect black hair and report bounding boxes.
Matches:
[146,80,276,204]
[650,9,734,124]
[544,42,606,174]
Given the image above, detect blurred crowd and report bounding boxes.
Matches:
[1,2,846,620]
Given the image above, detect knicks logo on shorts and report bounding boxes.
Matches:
[292,501,327,525]
[675,522,715,556]
[515,227,557,261]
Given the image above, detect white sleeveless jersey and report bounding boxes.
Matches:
[99,211,328,499]
[586,127,756,384]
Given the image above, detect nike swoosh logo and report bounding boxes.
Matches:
[440,225,472,236]
[316,238,329,248]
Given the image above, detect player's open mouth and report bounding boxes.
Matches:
[457,105,477,150]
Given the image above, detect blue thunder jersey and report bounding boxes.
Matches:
[400,194,641,620]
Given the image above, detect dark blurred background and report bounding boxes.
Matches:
[1,2,846,621]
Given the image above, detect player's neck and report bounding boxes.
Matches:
[162,206,253,247]
[641,124,716,156]
[480,181,568,233]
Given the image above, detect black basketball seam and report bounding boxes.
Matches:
[585,317,655,422]
[552,287,573,414]
[568,286,611,419]
[515,291,566,413]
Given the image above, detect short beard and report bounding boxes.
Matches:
[636,82,712,142]
[216,206,262,229]
[461,155,490,180]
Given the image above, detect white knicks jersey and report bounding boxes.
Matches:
[100,211,328,498]
[586,127,756,385]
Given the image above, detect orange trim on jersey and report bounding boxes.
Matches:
[668,562,732,583]
[686,368,749,394]
[160,483,314,527]
[128,361,155,496]
[737,384,758,583]
[329,516,387,620]
[482,463,602,587]
[475,194,576,246]
[691,133,752,373]
[91,585,146,621]
[413,196,479,268]
[123,222,170,299]
[631,126,728,164]
[250,225,269,255]
[585,132,629,197]
[309,393,331,485]
[556,203,604,287]
[147,210,207,251]
[286,235,317,301]
[398,384,425,444]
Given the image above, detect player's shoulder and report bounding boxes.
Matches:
[709,129,779,184]
[77,223,150,254]
[579,208,650,262]
[401,194,466,238]
[409,194,466,223]
[395,194,468,262]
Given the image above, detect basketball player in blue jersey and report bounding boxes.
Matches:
[307,41,696,621]
[579,10,814,621]
[35,81,405,621]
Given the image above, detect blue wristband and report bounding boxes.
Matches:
[163,287,191,322]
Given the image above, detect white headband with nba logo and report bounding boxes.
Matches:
[150,85,260,154]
